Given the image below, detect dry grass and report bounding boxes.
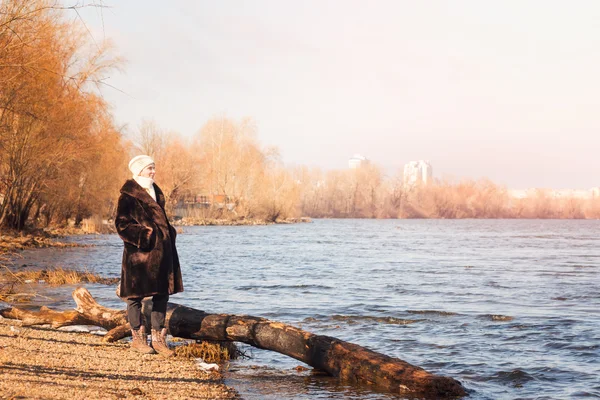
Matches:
[0,233,87,254]
[0,283,35,303]
[0,264,118,303]
[0,231,108,303]
[175,340,243,363]
[7,266,118,286]
[0,266,118,287]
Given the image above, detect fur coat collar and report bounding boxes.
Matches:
[120,179,166,209]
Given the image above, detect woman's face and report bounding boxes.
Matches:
[139,164,156,179]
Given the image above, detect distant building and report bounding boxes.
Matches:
[403,160,433,187]
[348,154,369,169]
[182,193,234,208]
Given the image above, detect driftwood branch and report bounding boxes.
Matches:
[0,287,126,330]
[0,287,466,398]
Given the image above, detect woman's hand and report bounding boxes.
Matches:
[139,227,154,249]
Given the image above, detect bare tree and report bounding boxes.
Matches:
[131,119,165,158]
[0,0,124,230]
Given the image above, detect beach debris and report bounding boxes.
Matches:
[58,325,107,335]
[195,358,220,372]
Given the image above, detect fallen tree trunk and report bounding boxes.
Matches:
[0,287,127,330]
[0,287,466,398]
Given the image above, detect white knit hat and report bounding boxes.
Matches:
[128,155,155,177]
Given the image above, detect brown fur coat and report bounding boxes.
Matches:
[115,179,183,299]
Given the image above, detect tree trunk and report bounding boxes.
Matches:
[0,287,466,398]
[168,304,466,397]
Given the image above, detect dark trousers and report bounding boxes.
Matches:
[127,294,169,331]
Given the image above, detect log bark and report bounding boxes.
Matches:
[0,287,466,398]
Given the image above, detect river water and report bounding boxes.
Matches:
[6,219,600,399]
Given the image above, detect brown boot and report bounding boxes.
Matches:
[151,328,175,358]
[131,326,155,354]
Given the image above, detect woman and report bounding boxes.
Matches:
[115,155,184,357]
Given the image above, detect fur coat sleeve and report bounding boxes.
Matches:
[115,194,155,249]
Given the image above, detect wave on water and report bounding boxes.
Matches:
[235,284,334,291]
[489,369,536,386]
[508,234,568,239]
[303,315,423,325]
[478,314,514,322]
[485,281,513,289]
[406,310,459,316]
[568,264,598,269]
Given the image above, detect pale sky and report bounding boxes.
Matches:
[80,1,600,189]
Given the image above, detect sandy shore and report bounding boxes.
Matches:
[0,318,238,399]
